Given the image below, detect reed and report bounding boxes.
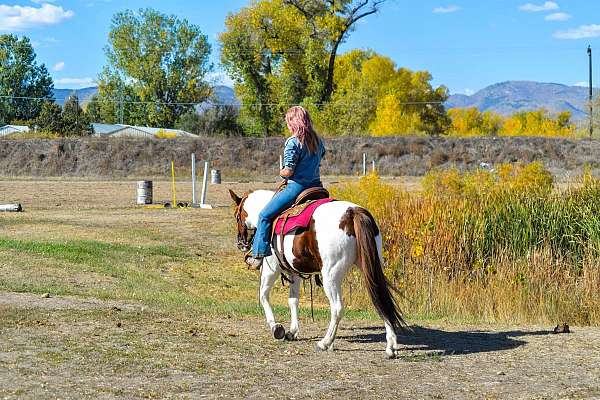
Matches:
[331,165,600,325]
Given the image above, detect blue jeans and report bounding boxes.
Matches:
[252,181,307,257]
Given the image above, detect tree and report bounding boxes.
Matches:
[283,0,386,103]
[0,35,54,124]
[176,106,242,136]
[219,0,384,136]
[312,50,450,136]
[33,101,63,134]
[448,108,502,136]
[96,8,212,128]
[61,95,90,136]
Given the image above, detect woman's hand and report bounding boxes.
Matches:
[279,167,293,178]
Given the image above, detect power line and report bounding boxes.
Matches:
[0,94,444,107]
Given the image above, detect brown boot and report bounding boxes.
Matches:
[244,254,263,270]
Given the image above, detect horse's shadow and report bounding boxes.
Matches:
[335,325,552,356]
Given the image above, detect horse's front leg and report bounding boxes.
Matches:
[259,256,285,340]
[285,276,301,341]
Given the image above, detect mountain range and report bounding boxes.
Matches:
[51,85,239,108]
[53,81,596,120]
[446,81,596,120]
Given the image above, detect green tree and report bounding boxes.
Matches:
[220,0,385,136]
[0,35,54,124]
[96,8,212,128]
[177,106,242,136]
[61,95,90,136]
[33,101,63,134]
[283,0,386,103]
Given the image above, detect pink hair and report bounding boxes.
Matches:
[285,106,319,154]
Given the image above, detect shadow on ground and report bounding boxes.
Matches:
[340,325,553,356]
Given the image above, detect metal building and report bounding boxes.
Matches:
[91,124,194,138]
[0,125,30,137]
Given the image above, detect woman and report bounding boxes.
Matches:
[245,106,326,269]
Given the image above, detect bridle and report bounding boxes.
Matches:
[235,195,256,251]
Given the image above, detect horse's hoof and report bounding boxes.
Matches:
[285,332,298,341]
[315,343,327,352]
[272,324,285,340]
[385,349,398,359]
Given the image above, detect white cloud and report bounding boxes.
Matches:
[545,12,571,21]
[52,61,64,72]
[54,77,96,89]
[519,2,559,12]
[456,88,475,96]
[574,82,589,87]
[433,5,460,14]
[554,25,600,39]
[0,3,74,32]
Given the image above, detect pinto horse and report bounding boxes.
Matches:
[229,189,405,358]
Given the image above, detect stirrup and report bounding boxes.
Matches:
[244,252,263,270]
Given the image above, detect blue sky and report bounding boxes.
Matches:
[1,0,599,94]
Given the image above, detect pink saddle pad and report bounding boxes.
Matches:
[274,198,334,236]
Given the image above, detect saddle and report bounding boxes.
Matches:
[270,186,332,281]
[272,187,331,236]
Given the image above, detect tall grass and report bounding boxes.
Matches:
[331,164,600,325]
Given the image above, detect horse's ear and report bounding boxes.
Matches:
[228,189,242,206]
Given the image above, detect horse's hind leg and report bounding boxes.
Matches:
[316,266,344,352]
[285,276,301,341]
[259,256,285,340]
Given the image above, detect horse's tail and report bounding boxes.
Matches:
[352,207,405,333]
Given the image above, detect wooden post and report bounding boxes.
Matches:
[191,154,197,205]
[372,159,376,173]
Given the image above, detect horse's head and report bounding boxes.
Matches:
[228,189,256,252]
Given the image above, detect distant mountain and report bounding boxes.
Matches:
[446,81,597,120]
[52,85,239,111]
[52,87,98,107]
[212,85,239,106]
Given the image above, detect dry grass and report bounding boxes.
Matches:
[331,167,600,326]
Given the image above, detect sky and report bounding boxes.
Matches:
[1,0,599,95]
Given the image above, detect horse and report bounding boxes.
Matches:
[228,189,405,358]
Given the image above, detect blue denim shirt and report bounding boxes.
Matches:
[283,136,325,186]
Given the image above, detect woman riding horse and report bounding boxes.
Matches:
[245,106,326,269]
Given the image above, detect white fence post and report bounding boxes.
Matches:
[200,161,212,209]
[362,153,367,176]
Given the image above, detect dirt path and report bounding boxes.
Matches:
[1,292,599,400]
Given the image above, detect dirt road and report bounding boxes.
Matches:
[1,292,599,400]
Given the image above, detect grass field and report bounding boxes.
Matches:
[2,177,600,399]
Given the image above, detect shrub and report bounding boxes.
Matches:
[331,165,600,324]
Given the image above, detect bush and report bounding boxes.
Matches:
[331,166,600,324]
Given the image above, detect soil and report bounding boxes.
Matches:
[1,291,599,400]
[1,179,599,399]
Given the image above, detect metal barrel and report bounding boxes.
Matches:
[210,169,221,185]
[136,180,153,205]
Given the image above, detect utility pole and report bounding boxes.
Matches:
[588,45,593,137]
[119,86,124,125]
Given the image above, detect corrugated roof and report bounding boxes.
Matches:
[0,125,30,132]
[91,123,194,137]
